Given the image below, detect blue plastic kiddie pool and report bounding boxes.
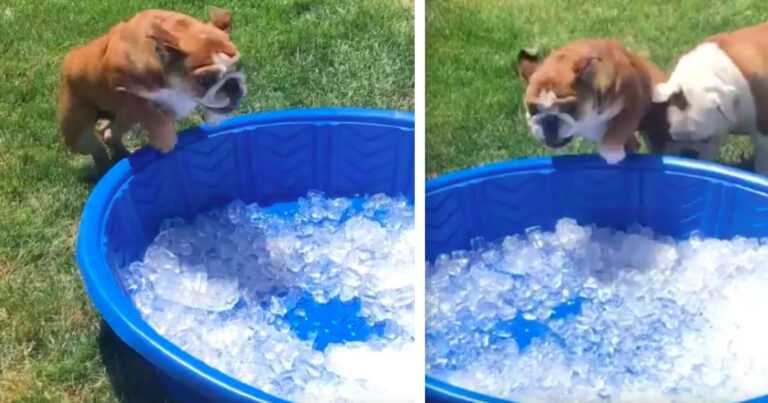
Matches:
[425,154,768,403]
[76,108,414,402]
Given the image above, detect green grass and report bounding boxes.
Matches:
[0,1,412,401]
[426,0,767,175]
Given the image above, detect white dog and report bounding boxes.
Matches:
[653,22,768,174]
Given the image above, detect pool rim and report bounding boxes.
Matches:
[76,107,414,403]
[425,154,768,403]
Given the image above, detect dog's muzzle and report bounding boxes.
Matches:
[201,71,247,113]
[529,112,575,149]
[544,135,573,148]
[540,114,559,137]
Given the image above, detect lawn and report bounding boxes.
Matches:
[426,0,767,176]
[0,1,413,401]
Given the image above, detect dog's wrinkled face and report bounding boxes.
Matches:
[149,7,246,117]
[517,49,581,148]
[517,48,621,149]
[653,80,736,143]
[524,89,578,148]
[642,90,724,161]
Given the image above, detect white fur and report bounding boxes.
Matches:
[531,95,626,164]
[213,52,240,74]
[529,109,577,142]
[118,76,198,119]
[654,42,768,172]
[598,143,626,164]
[656,43,757,140]
[527,90,567,142]
[573,98,624,142]
[199,71,246,109]
[526,111,545,141]
[116,70,246,119]
[204,110,227,126]
[538,90,558,108]
[146,89,198,119]
[527,93,624,144]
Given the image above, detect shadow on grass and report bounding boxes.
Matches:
[74,163,105,185]
[98,321,170,403]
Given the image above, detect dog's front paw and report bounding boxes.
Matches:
[599,144,626,164]
[150,134,178,154]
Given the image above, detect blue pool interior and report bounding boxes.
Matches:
[236,197,392,352]
[77,108,414,402]
[285,294,386,351]
[425,154,768,403]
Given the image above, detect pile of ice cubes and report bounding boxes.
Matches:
[427,218,768,402]
[120,192,415,401]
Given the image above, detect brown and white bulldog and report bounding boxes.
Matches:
[58,7,246,174]
[652,22,768,174]
[517,39,669,163]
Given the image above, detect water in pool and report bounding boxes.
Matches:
[120,192,415,401]
[427,218,768,402]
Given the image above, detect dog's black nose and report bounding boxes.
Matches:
[680,148,700,159]
[540,115,563,147]
[222,78,243,100]
[540,115,560,138]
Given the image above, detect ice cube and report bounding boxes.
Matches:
[144,245,180,273]
[426,217,768,401]
[120,192,415,401]
[152,269,240,311]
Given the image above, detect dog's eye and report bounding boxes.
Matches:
[198,74,219,90]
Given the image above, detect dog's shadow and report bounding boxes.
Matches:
[97,321,170,403]
[77,165,106,185]
[76,132,149,184]
[77,154,134,184]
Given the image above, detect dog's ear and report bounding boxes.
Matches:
[148,23,185,64]
[653,82,681,103]
[517,48,541,83]
[209,6,232,33]
[573,56,614,92]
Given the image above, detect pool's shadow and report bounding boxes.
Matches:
[97,321,170,403]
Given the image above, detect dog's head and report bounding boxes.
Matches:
[153,7,245,115]
[516,43,623,149]
[632,82,724,161]
[122,7,246,121]
[652,79,738,143]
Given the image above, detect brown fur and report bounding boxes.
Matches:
[706,22,768,134]
[58,7,238,175]
[636,55,671,153]
[517,39,670,154]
